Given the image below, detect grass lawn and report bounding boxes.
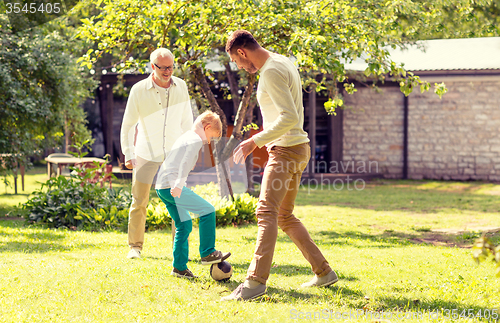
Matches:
[0,166,48,217]
[0,172,499,322]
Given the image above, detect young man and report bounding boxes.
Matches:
[222,30,338,301]
[120,48,194,259]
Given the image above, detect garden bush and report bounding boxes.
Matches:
[21,178,258,231]
[191,182,258,226]
[145,199,172,231]
[22,175,131,231]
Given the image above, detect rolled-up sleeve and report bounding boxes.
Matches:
[120,86,140,162]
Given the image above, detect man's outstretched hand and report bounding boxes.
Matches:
[233,138,257,164]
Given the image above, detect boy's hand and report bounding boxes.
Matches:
[171,187,182,198]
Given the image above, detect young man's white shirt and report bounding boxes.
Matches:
[252,53,309,149]
[120,74,194,163]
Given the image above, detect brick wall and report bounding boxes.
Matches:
[408,77,500,181]
[342,76,500,181]
[343,86,404,178]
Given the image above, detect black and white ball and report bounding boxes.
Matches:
[210,261,233,282]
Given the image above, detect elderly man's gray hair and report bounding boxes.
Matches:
[150,48,175,64]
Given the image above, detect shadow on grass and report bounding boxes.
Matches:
[0,240,100,253]
[277,229,489,249]
[370,295,498,319]
[146,255,173,262]
[265,286,324,302]
[214,280,336,302]
[0,193,30,198]
[218,261,315,278]
[214,260,360,283]
[217,276,494,313]
[296,180,500,214]
[0,220,100,253]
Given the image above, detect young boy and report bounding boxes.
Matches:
[155,111,231,279]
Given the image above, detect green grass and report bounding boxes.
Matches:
[0,174,499,322]
[0,166,48,216]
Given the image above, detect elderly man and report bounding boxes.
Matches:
[120,48,194,259]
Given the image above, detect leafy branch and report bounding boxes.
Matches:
[473,234,500,278]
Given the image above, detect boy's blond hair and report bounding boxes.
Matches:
[194,111,223,139]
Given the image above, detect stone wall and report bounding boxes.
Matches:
[408,77,500,181]
[342,76,500,181]
[343,86,404,178]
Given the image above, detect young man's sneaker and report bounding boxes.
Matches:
[301,270,339,288]
[220,280,267,301]
[127,248,141,259]
[201,250,231,265]
[171,268,197,279]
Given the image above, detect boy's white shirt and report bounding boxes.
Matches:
[155,129,204,191]
[120,74,194,163]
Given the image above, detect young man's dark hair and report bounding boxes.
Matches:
[225,30,260,54]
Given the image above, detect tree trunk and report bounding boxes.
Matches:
[220,73,256,163]
[225,62,240,116]
[191,64,232,198]
[191,64,228,136]
[64,115,70,153]
[191,65,257,198]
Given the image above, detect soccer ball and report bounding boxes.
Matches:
[210,261,233,282]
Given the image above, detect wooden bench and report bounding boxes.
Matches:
[45,156,112,188]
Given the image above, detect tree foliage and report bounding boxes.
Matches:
[473,235,500,278]
[0,14,97,170]
[76,0,499,196]
[77,0,499,114]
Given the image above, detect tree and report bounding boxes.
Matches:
[0,12,97,193]
[77,0,253,197]
[77,0,498,196]
[395,0,500,41]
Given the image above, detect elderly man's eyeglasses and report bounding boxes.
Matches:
[154,63,174,72]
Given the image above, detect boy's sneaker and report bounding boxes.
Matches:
[201,250,231,265]
[171,268,197,279]
[127,248,141,259]
[301,270,339,288]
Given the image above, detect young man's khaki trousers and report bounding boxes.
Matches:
[247,143,332,284]
[128,157,163,250]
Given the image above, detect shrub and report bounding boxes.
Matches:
[145,199,172,231]
[22,175,131,231]
[21,179,257,231]
[191,182,258,226]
